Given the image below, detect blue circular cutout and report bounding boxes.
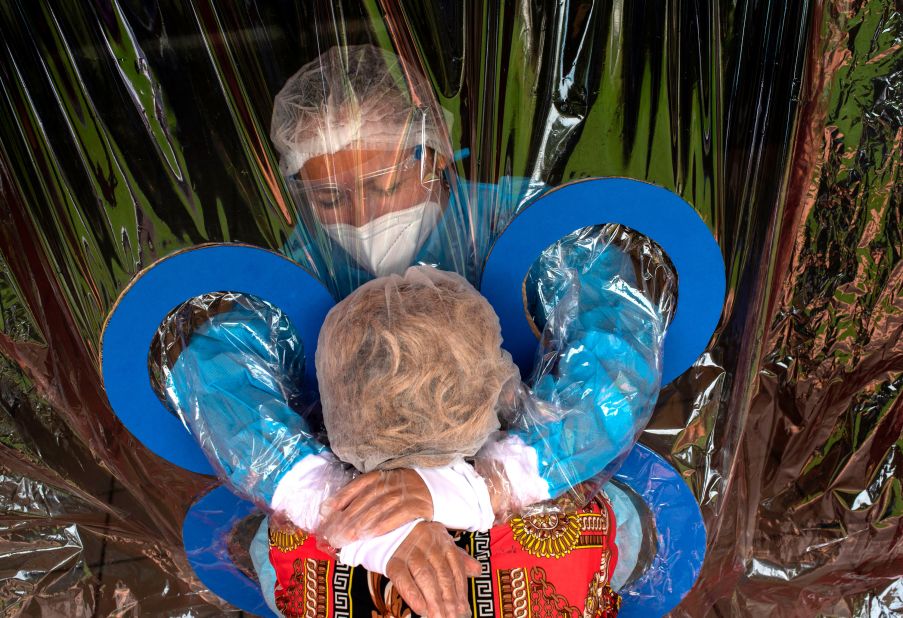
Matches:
[482,178,725,385]
[183,487,277,617]
[613,444,706,617]
[101,244,334,475]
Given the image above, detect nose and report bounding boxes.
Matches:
[349,189,399,227]
[349,192,370,228]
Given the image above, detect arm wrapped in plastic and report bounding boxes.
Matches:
[476,224,677,518]
[154,223,673,536]
[155,290,490,578]
[154,293,352,531]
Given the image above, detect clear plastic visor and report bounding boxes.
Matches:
[289,147,447,228]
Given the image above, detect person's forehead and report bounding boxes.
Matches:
[299,148,410,182]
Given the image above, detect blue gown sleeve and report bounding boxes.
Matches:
[161,294,327,506]
[509,225,675,498]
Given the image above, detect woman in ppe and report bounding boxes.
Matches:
[156,43,675,616]
[273,44,485,299]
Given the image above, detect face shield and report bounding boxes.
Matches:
[289,145,449,276]
[271,45,454,278]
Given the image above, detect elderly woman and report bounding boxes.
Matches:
[159,44,674,617]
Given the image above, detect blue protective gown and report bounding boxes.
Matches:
[164,179,670,507]
[281,176,537,301]
[514,231,668,496]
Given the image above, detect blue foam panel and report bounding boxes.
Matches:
[183,486,277,617]
[482,178,725,385]
[613,444,707,617]
[101,244,334,474]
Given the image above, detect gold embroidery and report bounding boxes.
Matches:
[367,571,413,617]
[599,548,611,582]
[275,558,304,617]
[583,576,621,618]
[273,557,329,618]
[578,508,609,534]
[574,501,614,550]
[528,566,582,617]
[510,511,582,558]
[304,558,330,618]
[269,526,309,552]
[498,568,529,618]
[303,558,319,618]
[583,548,621,617]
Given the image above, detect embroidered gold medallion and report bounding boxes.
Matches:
[583,573,621,618]
[269,526,309,553]
[509,511,582,559]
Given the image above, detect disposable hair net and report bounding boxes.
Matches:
[316,266,520,473]
[270,44,451,176]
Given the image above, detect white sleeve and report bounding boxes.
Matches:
[338,519,422,575]
[270,452,350,532]
[478,434,551,507]
[414,459,496,531]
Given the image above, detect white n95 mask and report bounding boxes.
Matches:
[322,202,442,277]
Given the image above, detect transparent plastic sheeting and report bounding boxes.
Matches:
[0,2,898,617]
[153,227,674,533]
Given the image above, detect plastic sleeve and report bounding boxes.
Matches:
[270,452,351,531]
[475,434,551,510]
[478,226,675,509]
[160,294,343,509]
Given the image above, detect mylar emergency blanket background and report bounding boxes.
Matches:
[0,1,900,617]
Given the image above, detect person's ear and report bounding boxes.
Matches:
[419,149,451,188]
[433,153,452,193]
[419,147,449,174]
[433,152,449,171]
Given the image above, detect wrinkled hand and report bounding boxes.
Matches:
[318,469,433,546]
[386,521,481,618]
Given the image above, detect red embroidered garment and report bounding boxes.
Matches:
[269,495,621,617]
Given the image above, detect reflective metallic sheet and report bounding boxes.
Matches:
[672,2,902,615]
[0,1,899,616]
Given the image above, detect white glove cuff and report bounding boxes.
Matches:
[270,453,341,532]
[479,435,551,508]
[414,459,495,532]
[338,519,422,575]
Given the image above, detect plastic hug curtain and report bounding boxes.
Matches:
[0,1,900,616]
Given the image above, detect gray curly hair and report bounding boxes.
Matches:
[316,266,520,472]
